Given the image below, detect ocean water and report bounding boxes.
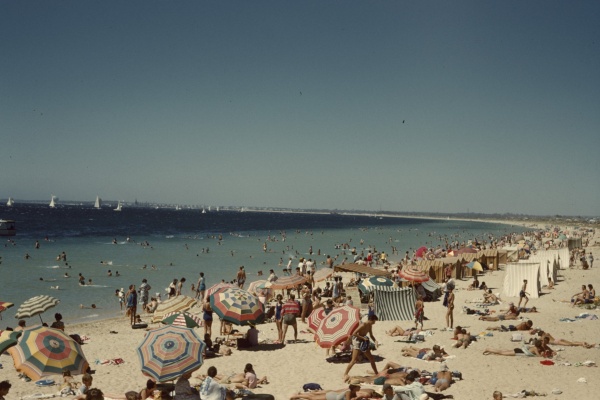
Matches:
[0,204,515,326]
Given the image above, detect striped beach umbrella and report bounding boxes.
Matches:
[8,326,88,380]
[14,295,59,323]
[204,283,235,302]
[269,274,307,290]
[313,268,333,283]
[0,329,21,354]
[307,308,328,334]
[247,280,273,301]
[209,288,264,326]
[161,311,203,328]
[398,267,429,283]
[151,295,198,323]
[137,325,205,382]
[466,261,483,272]
[314,305,360,349]
[358,276,396,293]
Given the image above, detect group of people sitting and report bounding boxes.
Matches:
[571,284,596,307]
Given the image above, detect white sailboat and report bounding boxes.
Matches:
[216,206,220,212]
[49,195,56,208]
[94,196,102,209]
[114,201,122,211]
[6,197,14,206]
[201,208,207,214]
[175,205,182,211]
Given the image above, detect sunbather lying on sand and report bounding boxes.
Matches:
[289,384,376,400]
[385,326,414,337]
[402,345,448,361]
[483,340,543,357]
[532,329,596,348]
[452,328,472,348]
[486,320,533,331]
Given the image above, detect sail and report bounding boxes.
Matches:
[114,201,122,211]
[6,197,14,206]
[94,196,102,209]
[49,195,56,208]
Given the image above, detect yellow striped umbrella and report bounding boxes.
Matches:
[8,326,88,380]
[151,295,198,323]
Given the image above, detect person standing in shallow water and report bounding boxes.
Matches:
[236,266,246,289]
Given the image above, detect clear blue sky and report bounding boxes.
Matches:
[1,1,599,216]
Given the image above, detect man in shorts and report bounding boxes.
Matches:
[281,294,301,344]
[343,314,379,381]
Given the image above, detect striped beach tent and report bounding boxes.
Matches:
[372,287,416,321]
[502,263,541,299]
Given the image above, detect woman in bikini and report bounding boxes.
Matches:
[483,339,543,356]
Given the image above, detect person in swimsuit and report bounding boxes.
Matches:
[288,384,370,400]
[434,365,453,392]
[414,297,424,330]
[203,302,213,339]
[517,280,529,309]
[483,340,543,356]
[274,294,283,343]
[401,345,448,361]
[534,329,595,348]
[236,266,246,289]
[572,284,590,307]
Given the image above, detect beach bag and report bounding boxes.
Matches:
[302,383,323,392]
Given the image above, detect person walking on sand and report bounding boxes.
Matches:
[445,287,454,330]
[518,280,529,309]
[414,296,424,330]
[343,314,379,381]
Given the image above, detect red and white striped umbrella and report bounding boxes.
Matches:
[398,267,429,283]
[204,283,235,301]
[269,275,307,290]
[314,305,360,349]
[307,308,327,334]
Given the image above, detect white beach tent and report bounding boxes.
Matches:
[502,262,541,299]
[372,286,416,321]
[531,250,559,284]
[522,252,556,289]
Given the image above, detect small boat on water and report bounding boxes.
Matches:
[49,195,56,208]
[94,196,102,209]
[114,201,122,211]
[0,219,16,236]
[6,197,14,206]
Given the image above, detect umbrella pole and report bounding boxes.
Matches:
[39,314,44,324]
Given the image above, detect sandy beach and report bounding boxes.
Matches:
[1,221,598,400]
